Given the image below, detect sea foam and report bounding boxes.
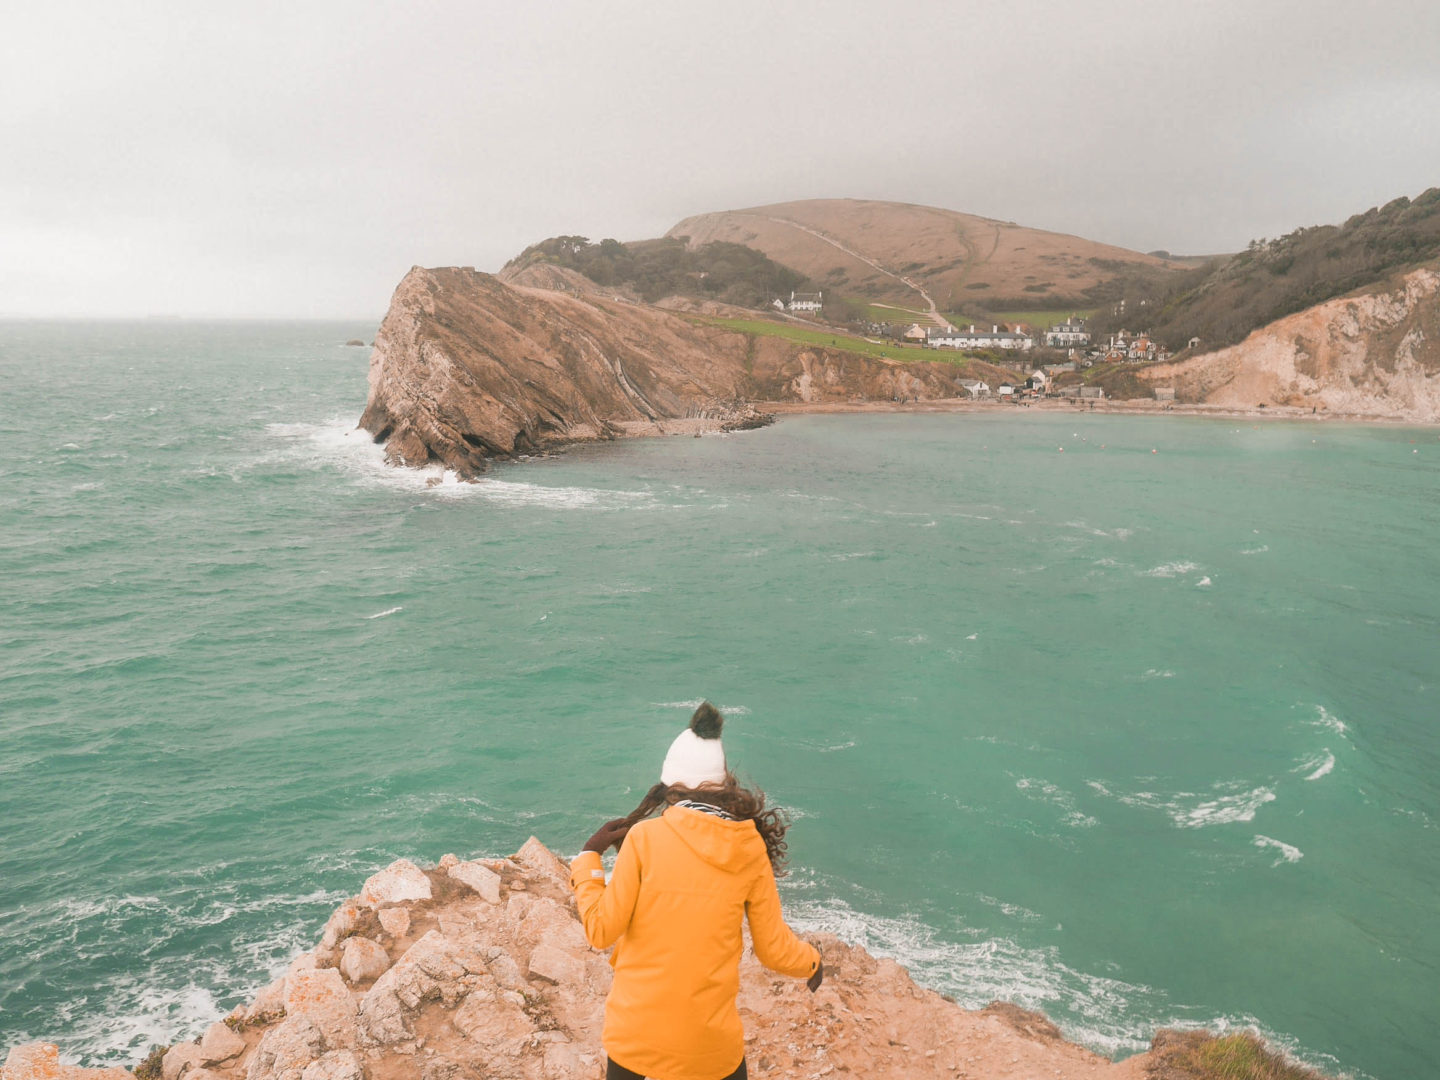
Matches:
[1253,835,1304,865]
[263,418,659,509]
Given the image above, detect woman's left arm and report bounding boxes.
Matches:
[569,829,643,950]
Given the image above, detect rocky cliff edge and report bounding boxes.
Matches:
[0,839,1174,1080]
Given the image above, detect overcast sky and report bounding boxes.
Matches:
[4,0,1438,318]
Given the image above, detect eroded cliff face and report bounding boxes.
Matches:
[358,268,975,477]
[3,840,1160,1080]
[1140,267,1440,418]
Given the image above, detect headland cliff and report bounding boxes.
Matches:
[357,268,1007,478]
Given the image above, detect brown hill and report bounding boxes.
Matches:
[666,198,1184,314]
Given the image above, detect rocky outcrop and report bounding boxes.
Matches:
[4,840,1331,1080]
[358,267,980,477]
[1140,266,1440,419]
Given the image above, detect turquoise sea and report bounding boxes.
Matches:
[2,321,1437,1079]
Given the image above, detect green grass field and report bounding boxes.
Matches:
[687,315,968,365]
[859,302,929,325]
[942,308,1099,330]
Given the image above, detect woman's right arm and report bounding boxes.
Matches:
[569,829,643,950]
[745,864,821,979]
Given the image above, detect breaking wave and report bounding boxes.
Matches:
[1295,750,1335,781]
[1140,561,1201,578]
[1253,835,1304,865]
[261,418,659,509]
[1087,781,1276,829]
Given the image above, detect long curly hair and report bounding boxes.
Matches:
[618,772,792,875]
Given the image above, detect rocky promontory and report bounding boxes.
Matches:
[3,840,1327,1080]
[358,268,989,478]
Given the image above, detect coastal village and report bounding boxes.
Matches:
[775,291,1181,402]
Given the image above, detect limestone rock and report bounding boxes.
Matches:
[1,1044,133,1080]
[340,937,391,984]
[198,1022,246,1065]
[450,984,532,1048]
[284,968,357,1046]
[527,944,584,986]
[245,1017,325,1080]
[357,930,488,1045]
[513,838,569,888]
[246,977,287,1021]
[358,860,431,908]
[437,854,459,871]
[447,860,501,904]
[298,1052,363,1080]
[377,908,410,938]
[319,901,364,950]
[160,1044,204,1080]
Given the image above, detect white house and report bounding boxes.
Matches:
[997,384,1016,397]
[1028,369,1050,391]
[787,290,823,313]
[927,324,1033,351]
[1044,316,1090,348]
[960,380,990,399]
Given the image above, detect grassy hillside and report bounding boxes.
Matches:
[1089,187,1440,351]
[504,235,810,308]
[667,198,1185,311]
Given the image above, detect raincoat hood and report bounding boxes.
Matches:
[660,804,766,874]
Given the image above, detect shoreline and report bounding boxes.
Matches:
[756,396,1440,426]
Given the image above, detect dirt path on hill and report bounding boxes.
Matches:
[752,214,955,330]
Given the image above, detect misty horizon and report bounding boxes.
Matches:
[5,0,1438,319]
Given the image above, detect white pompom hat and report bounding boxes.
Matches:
[661,702,727,788]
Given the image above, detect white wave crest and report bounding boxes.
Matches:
[1014,777,1098,829]
[1091,782,1276,829]
[262,418,658,508]
[1294,750,1335,781]
[1253,835,1304,865]
[1141,561,1200,578]
[1240,544,1270,555]
[1310,705,1348,737]
[364,606,403,620]
[1196,576,1212,588]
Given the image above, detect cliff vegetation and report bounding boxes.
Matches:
[1089,187,1440,351]
[503,236,811,309]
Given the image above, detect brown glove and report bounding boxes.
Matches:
[807,960,824,993]
[582,818,632,854]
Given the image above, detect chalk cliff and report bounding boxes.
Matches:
[358,268,986,477]
[1140,267,1440,418]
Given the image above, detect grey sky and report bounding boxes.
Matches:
[4,0,1438,318]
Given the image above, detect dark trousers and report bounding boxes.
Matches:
[606,1058,748,1080]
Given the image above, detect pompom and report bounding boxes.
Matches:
[690,701,723,739]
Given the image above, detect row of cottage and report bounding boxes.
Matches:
[905,318,1172,363]
[774,292,1185,363]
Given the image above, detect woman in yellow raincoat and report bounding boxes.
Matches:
[570,702,823,1080]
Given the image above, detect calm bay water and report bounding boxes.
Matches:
[2,321,1437,1079]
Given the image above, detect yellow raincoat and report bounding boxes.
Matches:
[570,804,820,1080]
